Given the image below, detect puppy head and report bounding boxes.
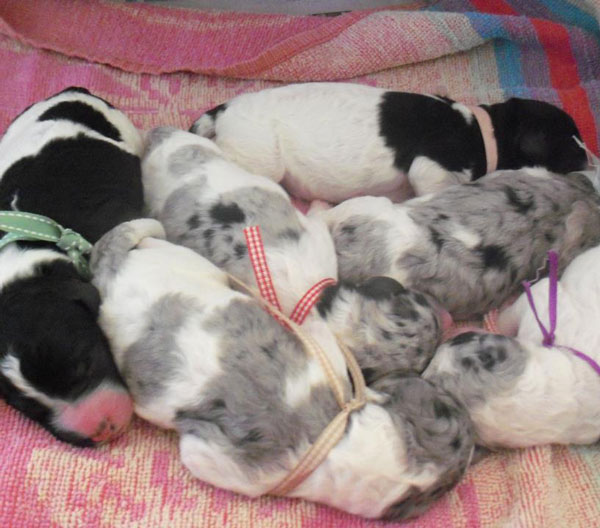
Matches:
[0,261,133,446]
[423,331,529,413]
[142,127,222,215]
[317,277,450,383]
[498,98,586,174]
[370,374,474,520]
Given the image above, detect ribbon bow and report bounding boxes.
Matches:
[522,250,600,376]
[0,211,92,279]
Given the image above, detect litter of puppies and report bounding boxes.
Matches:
[1,84,598,519]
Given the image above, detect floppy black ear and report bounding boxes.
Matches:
[60,280,102,316]
[518,129,549,163]
[356,276,407,300]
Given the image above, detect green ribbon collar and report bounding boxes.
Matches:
[0,211,92,279]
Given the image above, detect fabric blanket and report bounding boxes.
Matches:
[0,0,599,526]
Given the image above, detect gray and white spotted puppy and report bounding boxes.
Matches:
[91,218,474,520]
[315,168,600,320]
[424,243,600,448]
[141,127,448,378]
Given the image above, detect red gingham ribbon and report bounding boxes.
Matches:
[244,226,283,312]
[243,225,335,325]
[289,278,337,324]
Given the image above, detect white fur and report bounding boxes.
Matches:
[0,244,68,290]
[192,82,471,202]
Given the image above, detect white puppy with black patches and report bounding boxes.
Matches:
[424,243,600,448]
[91,218,474,521]
[141,127,449,380]
[190,82,586,202]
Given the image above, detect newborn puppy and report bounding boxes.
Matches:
[316,168,600,320]
[142,127,448,376]
[190,82,586,202]
[424,243,600,448]
[0,87,144,445]
[91,218,474,521]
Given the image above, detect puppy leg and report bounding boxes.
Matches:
[408,156,469,196]
[90,218,165,294]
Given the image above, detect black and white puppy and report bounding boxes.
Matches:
[315,168,600,320]
[91,218,474,521]
[190,82,586,202]
[142,127,451,380]
[0,87,144,446]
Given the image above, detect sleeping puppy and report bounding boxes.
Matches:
[315,167,600,320]
[0,87,144,446]
[91,218,474,520]
[423,243,600,448]
[189,82,586,202]
[142,127,449,379]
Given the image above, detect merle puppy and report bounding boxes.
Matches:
[424,243,600,448]
[91,218,474,521]
[142,127,450,381]
[315,167,600,320]
[190,82,586,202]
[0,87,144,446]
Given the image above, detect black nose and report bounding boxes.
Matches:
[356,276,406,300]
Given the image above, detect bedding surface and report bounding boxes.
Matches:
[0,0,599,526]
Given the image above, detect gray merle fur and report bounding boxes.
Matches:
[371,374,474,520]
[317,277,443,381]
[423,333,529,412]
[329,170,600,319]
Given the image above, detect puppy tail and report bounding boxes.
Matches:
[189,103,227,139]
[90,218,166,294]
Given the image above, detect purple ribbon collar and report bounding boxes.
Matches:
[522,250,600,376]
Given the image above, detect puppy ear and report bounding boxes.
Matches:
[519,129,548,163]
[60,280,102,316]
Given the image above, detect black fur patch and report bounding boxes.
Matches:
[187,214,202,229]
[450,332,479,346]
[209,202,246,226]
[379,92,486,178]
[0,135,143,243]
[205,103,227,119]
[480,244,510,270]
[39,101,122,141]
[316,283,343,317]
[429,227,444,250]
[356,276,407,300]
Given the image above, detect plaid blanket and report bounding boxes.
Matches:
[0,1,599,526]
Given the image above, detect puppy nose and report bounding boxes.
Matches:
[55,385,134,444]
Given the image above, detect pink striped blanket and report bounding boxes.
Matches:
[0,1,599,526]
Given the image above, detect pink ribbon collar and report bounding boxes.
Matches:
[468,105,498,174]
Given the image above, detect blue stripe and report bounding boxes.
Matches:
[463,12,530,98]
[535,0,600,37]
